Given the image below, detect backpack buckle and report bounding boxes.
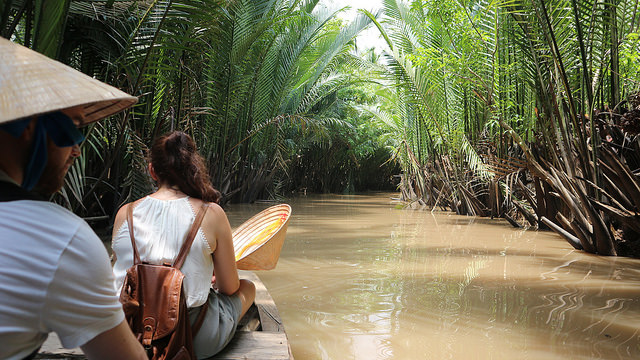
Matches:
[142,317,156,346]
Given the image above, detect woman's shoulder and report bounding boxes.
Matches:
[114,198,143,217]
[206,201,224,214]
[112,202,133,233]
[112,198,148,232]
[114,201,129,217]
[188,198,224,215]
[191,200,228,231]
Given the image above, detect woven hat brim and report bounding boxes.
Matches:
[233,204,291,270]
[0,37,137,126]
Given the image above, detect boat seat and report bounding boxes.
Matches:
[208,331,290,360]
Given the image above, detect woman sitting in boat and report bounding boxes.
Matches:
[111,130,256,358]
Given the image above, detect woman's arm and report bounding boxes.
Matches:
[110,203,130,264]
[111,204,129,241]
[205,203,240,296]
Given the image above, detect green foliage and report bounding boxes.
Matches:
[365,0,640,223]
[286,84,400,194]
[12,0,638,231]
[1,0,390,219]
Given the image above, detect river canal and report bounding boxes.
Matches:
[226,193,640,360]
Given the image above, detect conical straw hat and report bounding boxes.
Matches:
[233,204,291,270]
[0,37,137,125]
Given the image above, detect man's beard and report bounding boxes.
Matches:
[33,161,67,195]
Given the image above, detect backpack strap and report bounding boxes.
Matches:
[176,202,210,336]
[126,199,144,265]
[174,202,209,269]
[183,202,211,335]
[192,303,208,335]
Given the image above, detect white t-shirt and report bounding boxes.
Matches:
[0,200,124,359]
[112,196,214,308]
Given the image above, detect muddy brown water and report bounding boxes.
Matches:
[226,193,640,360]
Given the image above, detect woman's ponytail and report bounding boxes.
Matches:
[150,131,220,203]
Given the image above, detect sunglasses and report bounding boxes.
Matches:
[0,111,85,147]
[41,111,85,147]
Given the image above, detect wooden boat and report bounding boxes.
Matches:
[36,271,293,360]
[211,271,293,360]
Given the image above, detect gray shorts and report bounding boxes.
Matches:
[188,288,243,359]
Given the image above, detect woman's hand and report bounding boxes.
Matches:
[211,274,218,291]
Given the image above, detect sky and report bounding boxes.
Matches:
[324,0,387,51]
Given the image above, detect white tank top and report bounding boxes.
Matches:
[112,196,213,308]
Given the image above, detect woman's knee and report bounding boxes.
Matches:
[239,279,256,303]
[237,279,256,317]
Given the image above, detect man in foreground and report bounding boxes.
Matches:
[0,37,147,359]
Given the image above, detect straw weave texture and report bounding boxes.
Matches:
[0,37,136,125]
[233,204,291,270]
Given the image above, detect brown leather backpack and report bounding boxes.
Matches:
[119,202,209,360]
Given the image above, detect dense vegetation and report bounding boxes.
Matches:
[368,0,640,257]
[1,0,396,212]
[2,0,640,257]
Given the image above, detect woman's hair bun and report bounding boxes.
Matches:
[149,130,220,203]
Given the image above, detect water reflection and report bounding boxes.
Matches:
[226,194,640,359]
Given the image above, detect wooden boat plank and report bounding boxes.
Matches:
[236,303,260,331]
[239,270,284,333]
[209,332,290,360]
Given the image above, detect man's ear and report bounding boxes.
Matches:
[148,163,158,181]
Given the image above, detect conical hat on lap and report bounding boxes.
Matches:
[0,37,137,125]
